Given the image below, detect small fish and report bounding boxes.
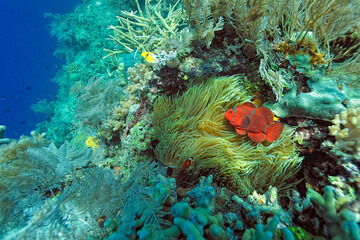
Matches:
[141,52,157,64]
[181,158,192,170]
[224,102,283,143]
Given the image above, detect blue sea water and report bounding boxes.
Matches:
[0,0,79,139]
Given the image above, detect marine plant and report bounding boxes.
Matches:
[153,75,302,196]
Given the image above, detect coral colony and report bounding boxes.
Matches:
[1,0,360,239]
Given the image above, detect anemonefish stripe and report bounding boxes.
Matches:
[247,108,257,132]
[230,107,236,123]
[264,124,269,134]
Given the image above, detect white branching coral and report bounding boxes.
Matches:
[104,0,184,58]
[329,106,360,153]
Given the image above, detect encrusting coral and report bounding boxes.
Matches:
[153,75,302,196]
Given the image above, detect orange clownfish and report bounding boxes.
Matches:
[224,102,283,143]
[181,158,192,170]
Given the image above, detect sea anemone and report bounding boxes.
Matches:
[153,75,303,196]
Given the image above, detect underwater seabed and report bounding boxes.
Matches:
[1,0,360,239]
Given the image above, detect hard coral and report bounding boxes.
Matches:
[329,106,360,154]
[153,75,302,196]
[105,0,184,57]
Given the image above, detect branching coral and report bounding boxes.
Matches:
[104,0,185,58]
[153,76,302,196]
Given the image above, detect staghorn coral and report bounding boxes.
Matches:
[104,0,185,58]
[329,106,360,154]
[232,186,293,227]
[153,76,302,196]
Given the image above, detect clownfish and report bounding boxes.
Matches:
[181,158,192,170]
[224,102,283,143]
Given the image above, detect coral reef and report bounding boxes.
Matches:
[40,1,122,145]
[4,0,359,239]
[242,215,289,240]
[153,75,302,196]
